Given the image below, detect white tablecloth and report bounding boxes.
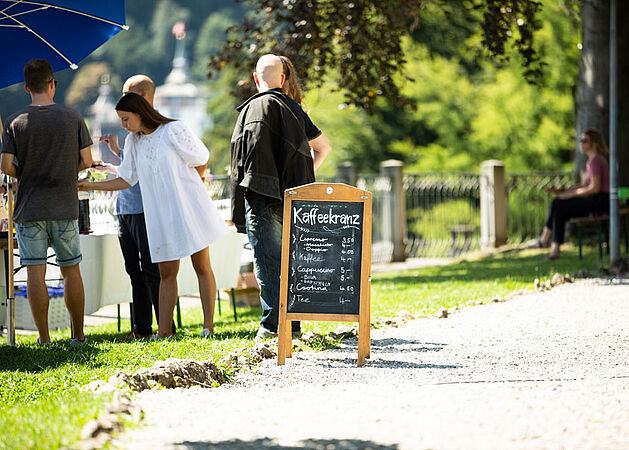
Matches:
[80,230,245,315]
[0,229,245,317]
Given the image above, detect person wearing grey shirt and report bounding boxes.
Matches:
[1,59,93,345]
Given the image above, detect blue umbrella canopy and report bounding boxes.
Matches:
[0,0,127,89]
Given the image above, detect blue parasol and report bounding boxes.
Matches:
[0,0,128,89]
[0,1,127,345]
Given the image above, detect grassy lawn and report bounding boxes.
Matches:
[0,245,605,449]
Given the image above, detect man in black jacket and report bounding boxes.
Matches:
[231,54,331,341]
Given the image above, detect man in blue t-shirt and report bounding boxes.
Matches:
[99,75,172,339]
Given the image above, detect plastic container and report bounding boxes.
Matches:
[14,285,70,331]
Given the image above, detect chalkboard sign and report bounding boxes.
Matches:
[287,200,363,315]
[277,183,372,367]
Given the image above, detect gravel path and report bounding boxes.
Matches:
[121,278,629,449]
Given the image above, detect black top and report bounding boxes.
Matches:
[230,89,321,232]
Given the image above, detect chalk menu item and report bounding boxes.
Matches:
[287,200,363,315]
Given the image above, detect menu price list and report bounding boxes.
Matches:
[287,200,363,315]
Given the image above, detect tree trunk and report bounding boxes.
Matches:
[576,0,629,188]
[575,0,609,181]
[617,1,629,188]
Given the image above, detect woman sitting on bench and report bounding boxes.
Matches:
[530,129,610,260]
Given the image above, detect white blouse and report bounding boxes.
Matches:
[118,121,229,262]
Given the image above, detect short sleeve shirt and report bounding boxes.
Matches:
[585,154,610,193]
[270,88,322,140]
[115,146,144,215]
[1,104,92,222]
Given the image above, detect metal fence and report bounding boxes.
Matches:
[404,173,481,258]
[89,169,575,261]
[505,171,573,244]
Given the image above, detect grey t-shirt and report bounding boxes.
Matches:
[1,104,92,223]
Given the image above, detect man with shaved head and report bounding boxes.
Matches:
[231,54,332,341]
[98,74,172,340]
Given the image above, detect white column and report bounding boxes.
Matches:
[480,160,507,248]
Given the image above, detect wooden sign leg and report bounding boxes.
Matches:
[277,318,287,365]
[366,289,371,359]
[357,318,369,367]
[285,320,292,358]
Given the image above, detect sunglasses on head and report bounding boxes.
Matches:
[279,56,290,78]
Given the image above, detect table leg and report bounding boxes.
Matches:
[176,297,182,329]
[230,288,238,322]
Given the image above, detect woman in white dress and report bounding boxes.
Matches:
[79,92,229,339]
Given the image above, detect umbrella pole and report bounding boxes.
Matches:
[0,112,15,346]
[6,183,14,346]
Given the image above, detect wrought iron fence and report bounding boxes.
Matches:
[505,171,573,244]
[404,173,481,258]
[355,174,392,263]
[88,168,576,262]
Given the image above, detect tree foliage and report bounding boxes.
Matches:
[301,0,579,174]
[209,0,423,110]
[209,0,553,110]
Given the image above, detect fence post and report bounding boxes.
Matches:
[336,161,358,186]
[380,160,406,262]
[480,160,507,248]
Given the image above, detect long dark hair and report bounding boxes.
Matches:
[280,55,304,106]
[583,129,609,156]
[115,92,174,132]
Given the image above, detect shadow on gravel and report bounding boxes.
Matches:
[176,437,398,449]
[304,355,462,370]
[364,360,461,370]
[370,338,447,353]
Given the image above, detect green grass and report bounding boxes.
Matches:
[0,245,605,449]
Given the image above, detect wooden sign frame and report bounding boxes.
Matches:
[277,183,372,366]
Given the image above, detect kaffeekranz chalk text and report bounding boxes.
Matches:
[293,207,360,226]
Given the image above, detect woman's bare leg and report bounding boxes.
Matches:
[157,260,180,337]
[540,227,552,247]
[548,242,561,260]
[190,247,216,333]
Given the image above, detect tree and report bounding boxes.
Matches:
[210,0,628,185]
[208,0,550,110]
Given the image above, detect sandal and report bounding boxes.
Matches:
[526,240,547,249]
[149,333,173,342]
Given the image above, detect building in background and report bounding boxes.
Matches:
[88,74,124,165]
[154,21,209,137]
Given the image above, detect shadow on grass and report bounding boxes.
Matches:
[0,340,103,372]
[177,438,398,449]
[373,250,603,286]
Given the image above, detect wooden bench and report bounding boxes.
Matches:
[569,207,629,260]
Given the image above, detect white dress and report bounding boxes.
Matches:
[118,121,229,263]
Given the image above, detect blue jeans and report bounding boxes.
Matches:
[16,220,82,267]
[245,193,299,333]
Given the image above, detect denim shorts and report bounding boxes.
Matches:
[15,220,82,267]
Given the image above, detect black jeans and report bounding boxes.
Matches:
[545,193,609,244]
[118,213,168,335]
